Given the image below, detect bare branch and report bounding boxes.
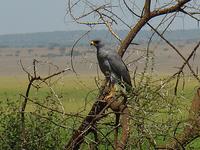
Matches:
[148,23,200,82]
[144,0,151,16]
[151,0,191,18]
[96,10,122,42]
[118,0,192,57]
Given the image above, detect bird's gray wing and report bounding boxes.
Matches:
[107,52,132,86]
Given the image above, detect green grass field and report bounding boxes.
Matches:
[0,75,99,113]
[0,75,200,149]
[0,75,199,112]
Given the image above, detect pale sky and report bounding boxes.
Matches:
[0,0,70,35]
[0,0,199,35]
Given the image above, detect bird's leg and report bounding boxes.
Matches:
[105,83,115,100]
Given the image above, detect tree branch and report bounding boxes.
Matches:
[144,0,151,17]
[118,0,191,57]
[151,0,191,18]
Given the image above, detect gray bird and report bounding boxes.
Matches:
[90,40,132,88]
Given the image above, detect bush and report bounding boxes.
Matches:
[0,95,70,150]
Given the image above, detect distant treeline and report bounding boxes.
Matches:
[0,29,199,48]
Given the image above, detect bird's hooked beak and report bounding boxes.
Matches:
[90,40,103,48]
[90,41,95,46]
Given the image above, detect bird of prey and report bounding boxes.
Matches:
[90,40,132,89]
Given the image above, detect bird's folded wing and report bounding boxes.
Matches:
[107,53,132,86]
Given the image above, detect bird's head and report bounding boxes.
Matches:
[90,40,104,49]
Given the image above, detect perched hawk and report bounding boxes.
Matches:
[90,40,132,88]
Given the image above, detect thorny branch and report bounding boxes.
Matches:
[66,0,200,149]
[19,59,71,149]
[156,88,200,149]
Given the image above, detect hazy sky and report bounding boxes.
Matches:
[0,0,199,35]
[0,0,70,35]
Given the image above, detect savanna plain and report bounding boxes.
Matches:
[1,41,200,149]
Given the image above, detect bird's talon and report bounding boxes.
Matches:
[105,93,114,99]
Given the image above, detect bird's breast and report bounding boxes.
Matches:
[97,56,111,76]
